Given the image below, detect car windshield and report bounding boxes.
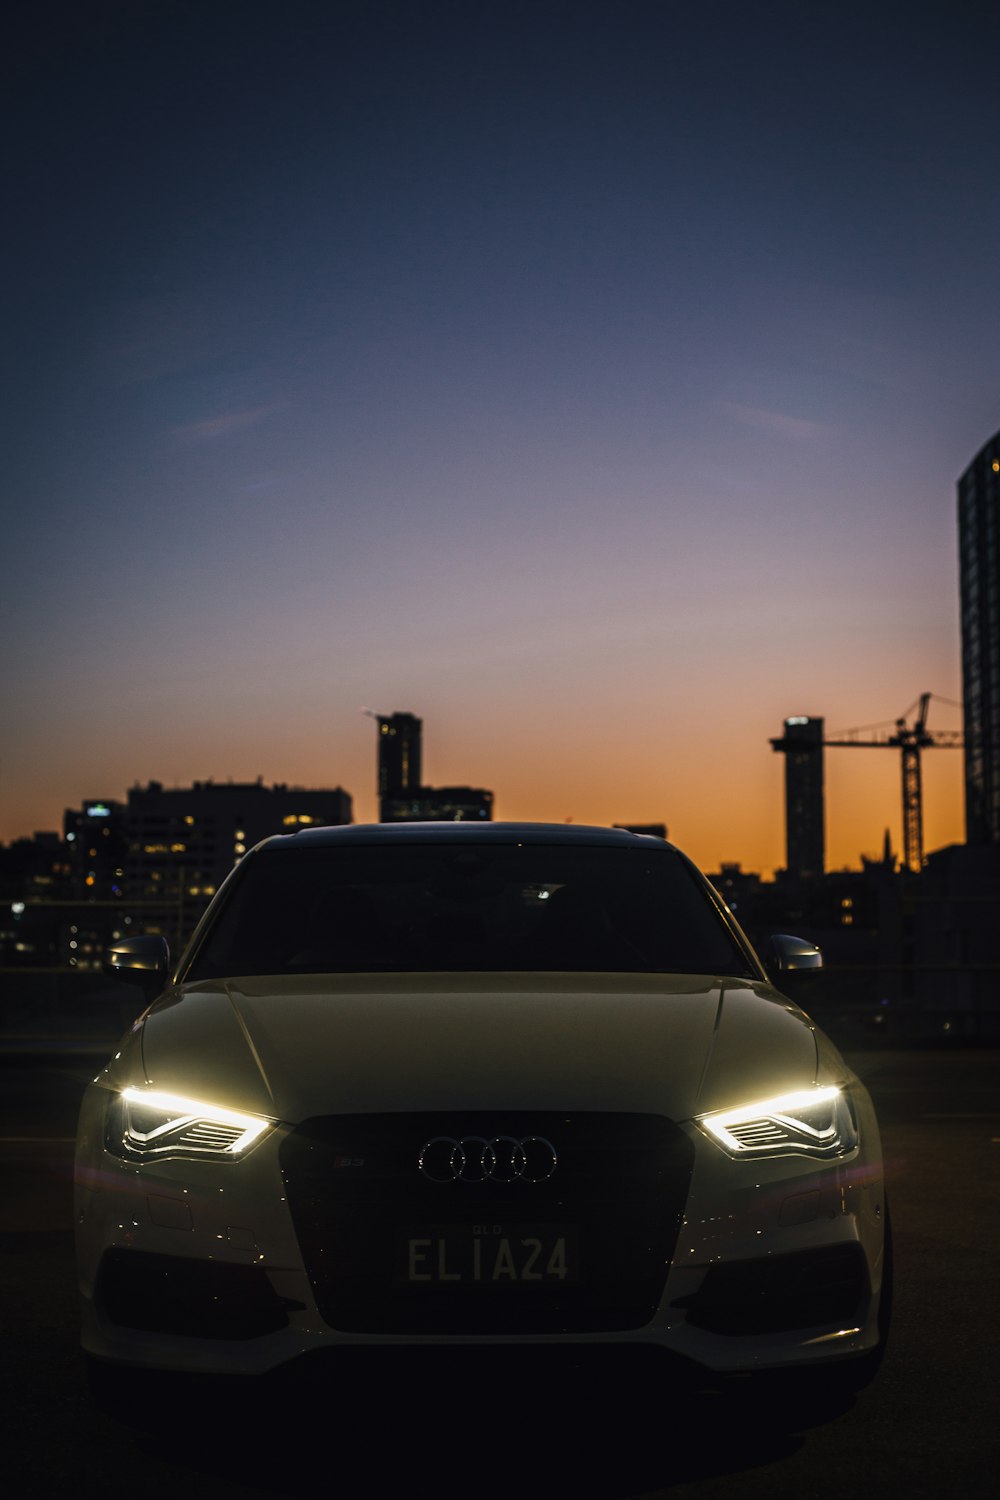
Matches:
[184,843,755,980]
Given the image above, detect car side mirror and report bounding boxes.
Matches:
[103,934,170,999]
[762,933,823,974]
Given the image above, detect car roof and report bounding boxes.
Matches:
[258,821,678,853]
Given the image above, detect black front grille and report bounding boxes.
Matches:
[279,1112,694,1335]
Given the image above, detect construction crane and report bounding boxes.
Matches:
[823,694,963,873]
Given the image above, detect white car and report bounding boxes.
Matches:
[75,823,890,1398]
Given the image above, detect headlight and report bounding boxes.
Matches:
[696,1086,858,1160]
[106,1087,273,1160]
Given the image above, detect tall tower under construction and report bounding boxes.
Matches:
[958,428,1000,845]
[377,711,422,820]
[771,716,825,878]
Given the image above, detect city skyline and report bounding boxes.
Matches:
[3,2,995,874]
[5,697,965,881]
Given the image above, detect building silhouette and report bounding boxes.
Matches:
[770,716,825,878]
[376,712,423,819]
[374,710,493,823]
[382,787,494,822]
[958,427,1000,844]
[122,778,352,905]
[56,779,352,961]
[64,799,128,902]
[4,776,355,975]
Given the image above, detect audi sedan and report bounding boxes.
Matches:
[75,823,890,1398]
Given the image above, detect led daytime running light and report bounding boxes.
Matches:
[121,1087,270,1154]
[698,1085,853,1158]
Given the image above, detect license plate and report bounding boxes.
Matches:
[401,1224,577,1284]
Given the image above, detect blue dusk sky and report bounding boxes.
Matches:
[2,0,997,874]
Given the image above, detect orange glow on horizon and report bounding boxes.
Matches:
[6,712,965,882]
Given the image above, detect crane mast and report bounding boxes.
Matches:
[888,693,933,874]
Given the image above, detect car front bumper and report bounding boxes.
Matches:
[75,1082,888,1378]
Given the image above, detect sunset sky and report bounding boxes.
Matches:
[3,1,996,875]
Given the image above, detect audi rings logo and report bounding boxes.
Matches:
[418,1134,558,1184]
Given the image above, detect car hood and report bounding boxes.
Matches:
[137,973,820,1124]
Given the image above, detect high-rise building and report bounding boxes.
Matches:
[770,716,825,878]
[958,427,1000,844]
[64,799,128,900]
[374,710,493,823]
[377,712,423,819]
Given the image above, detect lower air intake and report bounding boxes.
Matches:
[96,1249,291,1339]
[681,1243,870,1336]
